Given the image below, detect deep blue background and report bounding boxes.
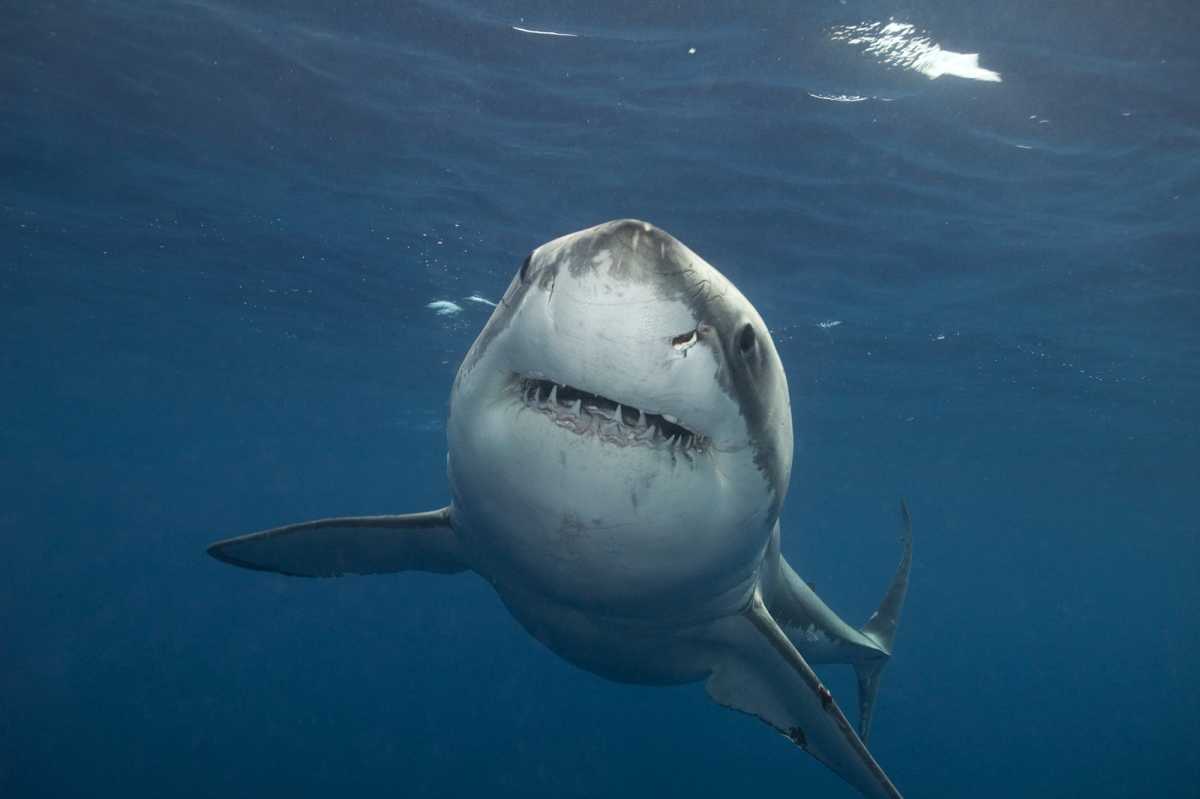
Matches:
[2,2,1198,796]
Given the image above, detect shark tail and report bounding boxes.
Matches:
[854,499,914,744]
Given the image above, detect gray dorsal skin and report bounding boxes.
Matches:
[208,220,913,799]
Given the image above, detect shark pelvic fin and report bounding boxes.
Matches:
[704,591,904,799]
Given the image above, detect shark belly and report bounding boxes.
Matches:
[489,569,756,686]
[446,390,773,619]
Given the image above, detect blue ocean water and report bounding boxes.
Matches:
[2,1,1198,796]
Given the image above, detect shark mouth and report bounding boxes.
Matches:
[517,376,708,454]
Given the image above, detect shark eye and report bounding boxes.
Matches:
[738,323,757,354]
[518,253,533,282]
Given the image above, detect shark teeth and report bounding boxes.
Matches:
[515,376,706,453]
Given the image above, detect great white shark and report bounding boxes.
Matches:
[209,219,912,798]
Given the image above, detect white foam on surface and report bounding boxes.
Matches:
[512,26,578,38]
[831,19,1002,83]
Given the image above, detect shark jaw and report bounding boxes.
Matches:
[513,374,710,456]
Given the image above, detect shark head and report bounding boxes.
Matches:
[448,220,793,616]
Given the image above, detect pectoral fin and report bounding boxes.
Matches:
[704,591,903,799]
[207,508,468,577]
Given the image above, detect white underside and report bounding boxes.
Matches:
[449,395,773,621]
